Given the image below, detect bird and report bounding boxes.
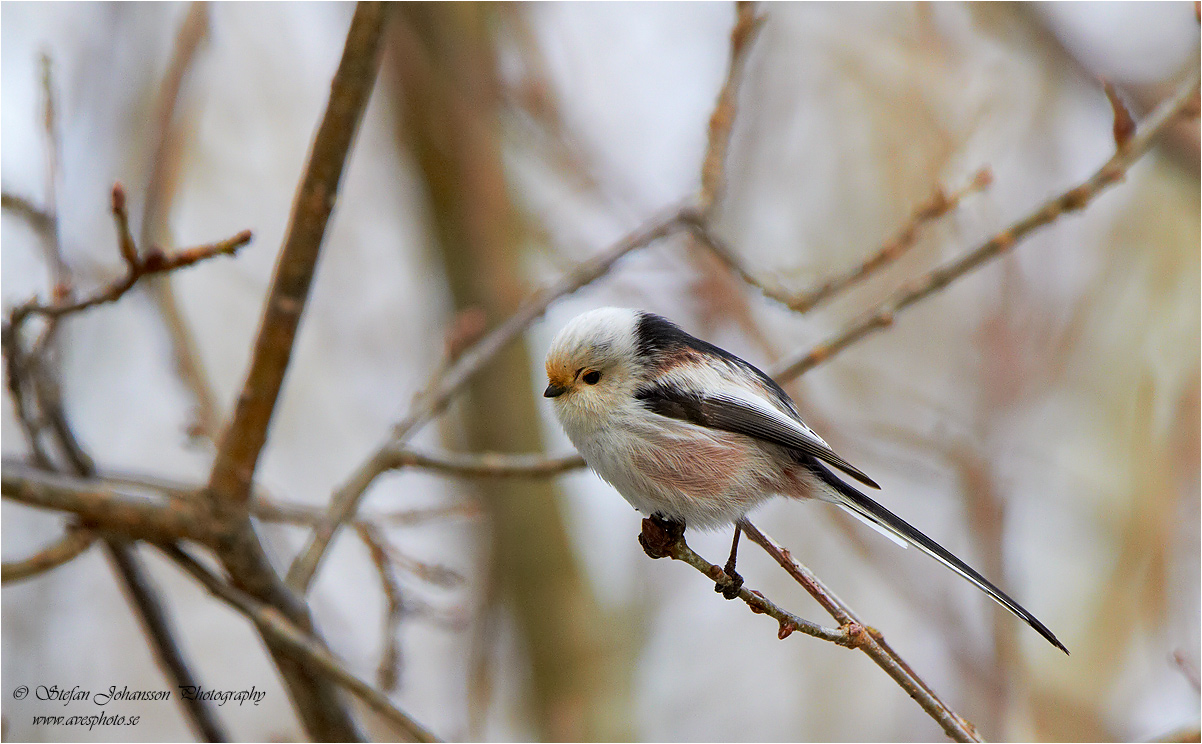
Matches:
[543,306,1068,654]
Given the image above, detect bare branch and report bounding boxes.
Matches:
[772,67,1201,382]
[1102,79,1136,148]
[162,544,440,743]
[7,186,251,328]
[637,518,855,647]
[139,2,224,444]
[207,1,390,507]
[699,1,764,215]
[1,525,95,584]
[1,463,215,544]
[382,447,585,478]
[0,191,55,237]
[738,520,982,743]
[356,523,406,691]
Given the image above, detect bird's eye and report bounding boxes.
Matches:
[582,370,601,385]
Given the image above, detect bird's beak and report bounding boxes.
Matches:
[543,383,567,398]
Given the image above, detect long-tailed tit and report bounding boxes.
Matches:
[544,307,1067,654]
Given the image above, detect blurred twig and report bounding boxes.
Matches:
[382,447,585,478]
[356,523,406,692]
[6,185,250,329]
[1,192,55,238]
[1,525,96,584]
[699,1,763,215]
[139,2,224,444]
[772,66,1202,382]
[161,544,439,743]
[1172,650,1201,692]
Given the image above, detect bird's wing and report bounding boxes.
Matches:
[635,383,880,489]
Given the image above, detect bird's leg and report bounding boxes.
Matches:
[715,522,744,599]
[639,513,685,559]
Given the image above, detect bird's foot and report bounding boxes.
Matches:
[715,559,744,600]
[639,514,685,559]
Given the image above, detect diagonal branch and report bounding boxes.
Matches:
[771,66,1201,382]
[207,1,390,506]
[7,184,251,328]
[690,168,993,315]
[162,544,440,743]
[1,524,96,584]
[699,1,763,215]
[739,520,981,742]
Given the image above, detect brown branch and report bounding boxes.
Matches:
[140,2,224,444]
[772,67,1201,383]
[699,1,764,215]
[38,53,68,283]
[207,1,390,506]
[1,463,215,544]
[688,167,993,315]
[104,541,230,742]
[738,520,982,743]
[286,206,683,591]
[356,523,406,692]
[162,544,440,743]
[638,518,856,647]
[6,56,229,740]
[382,447,585,478]
[0,191,55,237]
[1,525,95,584]
[7,184,251,328]
[140,1,209,255]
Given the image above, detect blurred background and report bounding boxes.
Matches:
[2,2,1198,741]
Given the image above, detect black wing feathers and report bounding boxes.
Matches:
[636,383,880,489]
[634,312,798,415]
[811,463,1069,654]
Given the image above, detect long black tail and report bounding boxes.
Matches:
[813,463,1069,655]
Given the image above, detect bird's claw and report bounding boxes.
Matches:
[715,562,744,599]
[639,514,685,559]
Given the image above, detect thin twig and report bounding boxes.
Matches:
[104,541,230,742]
[637,518,855,647]
[286,206,683,591]
[699,1,763,215]
[162,544,440,743]
[686,168,992,316]
[1,191,55,238]
[38,53,68,283]
[1171,650,1201,693]
[207,1,390,507]
[7,185,251,328]
[772,67,1201,382]
[139,1,224,444]
[1,525,96,584]
[382,447,585,478]
[738,520,982,743]
[356,523,406,691]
